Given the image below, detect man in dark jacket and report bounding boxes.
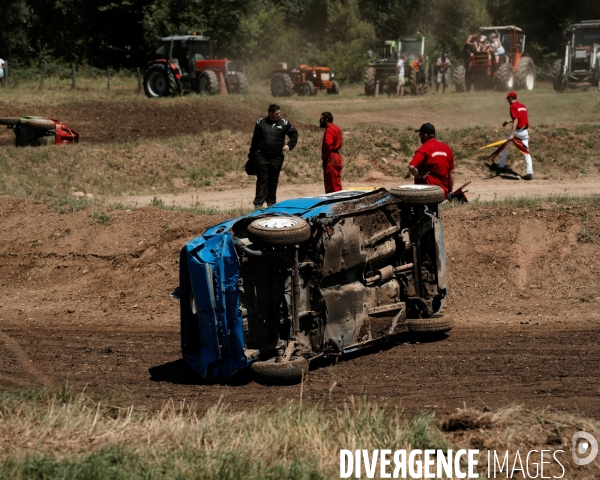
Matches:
[249,104,298,208]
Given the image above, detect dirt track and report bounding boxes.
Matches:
[1,197,599,417]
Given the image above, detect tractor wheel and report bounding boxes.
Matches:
[551,59,565,92]
[364,67,376,96]
[453,65,467,92]
[409,66,418,95]
[302,81,315,96]
[198,70,219,95]
[496,63,514,91]
[144,63,179,98]
[271,72,293,97]
[247,216,311,246]
[389,185,446,206]
[229,72,249,94]
[328,80,340,94]
[0,117,21,125]
[516,57,535,91]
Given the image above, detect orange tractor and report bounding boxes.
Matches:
[454,26,535,92]
[144,35,249,97]
[270,63,340,96]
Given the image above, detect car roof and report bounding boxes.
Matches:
[161,35,210,42]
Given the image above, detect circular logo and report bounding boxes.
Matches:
[572,431,598,466]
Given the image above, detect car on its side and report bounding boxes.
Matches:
[175,186,453,383]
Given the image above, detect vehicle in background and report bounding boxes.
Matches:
[270,63,340,96]
[364,35,427,95]
[552,20,600,91]
[0,116,79,146]
[144,35,249,98]
[453,26,535,92]
[175,186,453,384]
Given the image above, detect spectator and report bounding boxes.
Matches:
[248,104,298,208]
[489,33,505,64]
[412,54,426,95]
[396,53,406,96]
[0,58,5,87]
[479,35,490,53]
[436,53,452,93]
[464,31,480,68]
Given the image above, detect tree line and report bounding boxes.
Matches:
[1,0,599,83]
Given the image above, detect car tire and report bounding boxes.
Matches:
[0,117,21,125]
[251,356,308,385]
[389,185,446,205]
[407,315,454,335]
[21,118,56,130]
[247,216,311,246]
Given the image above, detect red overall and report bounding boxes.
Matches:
[322,123,343,193]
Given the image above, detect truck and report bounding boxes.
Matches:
[364,35,426,95]
[143,35,249,97]
[552,20,600,91]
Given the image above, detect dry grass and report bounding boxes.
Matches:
[1,387,599,479]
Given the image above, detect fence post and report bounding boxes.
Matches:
[375,80,380,97]
[40,62,47,89]
[137,67,142,94]
[71,63,76,90]
[107,67,111,92]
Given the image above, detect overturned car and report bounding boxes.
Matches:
[176,186,452,383]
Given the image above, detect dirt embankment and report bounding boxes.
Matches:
[0,197,599,417]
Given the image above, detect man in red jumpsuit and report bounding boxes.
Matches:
[320,112,343,193]
[409,123,455,198]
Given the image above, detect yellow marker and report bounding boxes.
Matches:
[479,139,508,149]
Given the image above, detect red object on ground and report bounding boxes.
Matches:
[322,123,343,193]
[409,138,455,197]
[54,120,80,144]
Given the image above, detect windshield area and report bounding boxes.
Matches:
[574,28,600,47]
[400,41,422,63]
[187,40,211,61]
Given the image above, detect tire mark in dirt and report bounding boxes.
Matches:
[0,326,53,387]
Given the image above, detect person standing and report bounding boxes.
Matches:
[489,33,505,65]
[435,53,452,93]
[396,53,406,96]
[0,58,5,87]
[249,104,298,208]
[320,112,343,193]
[412,54,426,95]
[409,123,455,198]
[497,91,534,180]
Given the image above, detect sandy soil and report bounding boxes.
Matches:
[1,196,599,417]
[110,173,600,210]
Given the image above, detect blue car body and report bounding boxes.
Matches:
[178,189,449,380]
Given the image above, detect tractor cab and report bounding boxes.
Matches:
[156,35,213,75]
[398,36,425,64]
[569,21,600,73]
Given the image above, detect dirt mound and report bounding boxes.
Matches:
[0,197,599,416]
[0,99,260,146]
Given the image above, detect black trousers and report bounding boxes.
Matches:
[253,152,284,207]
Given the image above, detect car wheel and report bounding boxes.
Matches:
[247,216,311,246]
[251,356,308,385]
[21,118,56,130]
[407,315,454,335]
[0,117,21,125]
[389,185,446,205]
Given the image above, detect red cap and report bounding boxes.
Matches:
[506,91,517,99]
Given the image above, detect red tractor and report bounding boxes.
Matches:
[144,35,249,97]
[270,63,340,96]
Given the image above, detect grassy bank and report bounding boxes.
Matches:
[0,387,598,479]
[0,123,599,205]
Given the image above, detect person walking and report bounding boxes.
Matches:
[249,104,298,208]
[320,112,343,193]
[497,91,534,180]
[409,123,455,198]
[396,53,406,96]
[435,53,452,93]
